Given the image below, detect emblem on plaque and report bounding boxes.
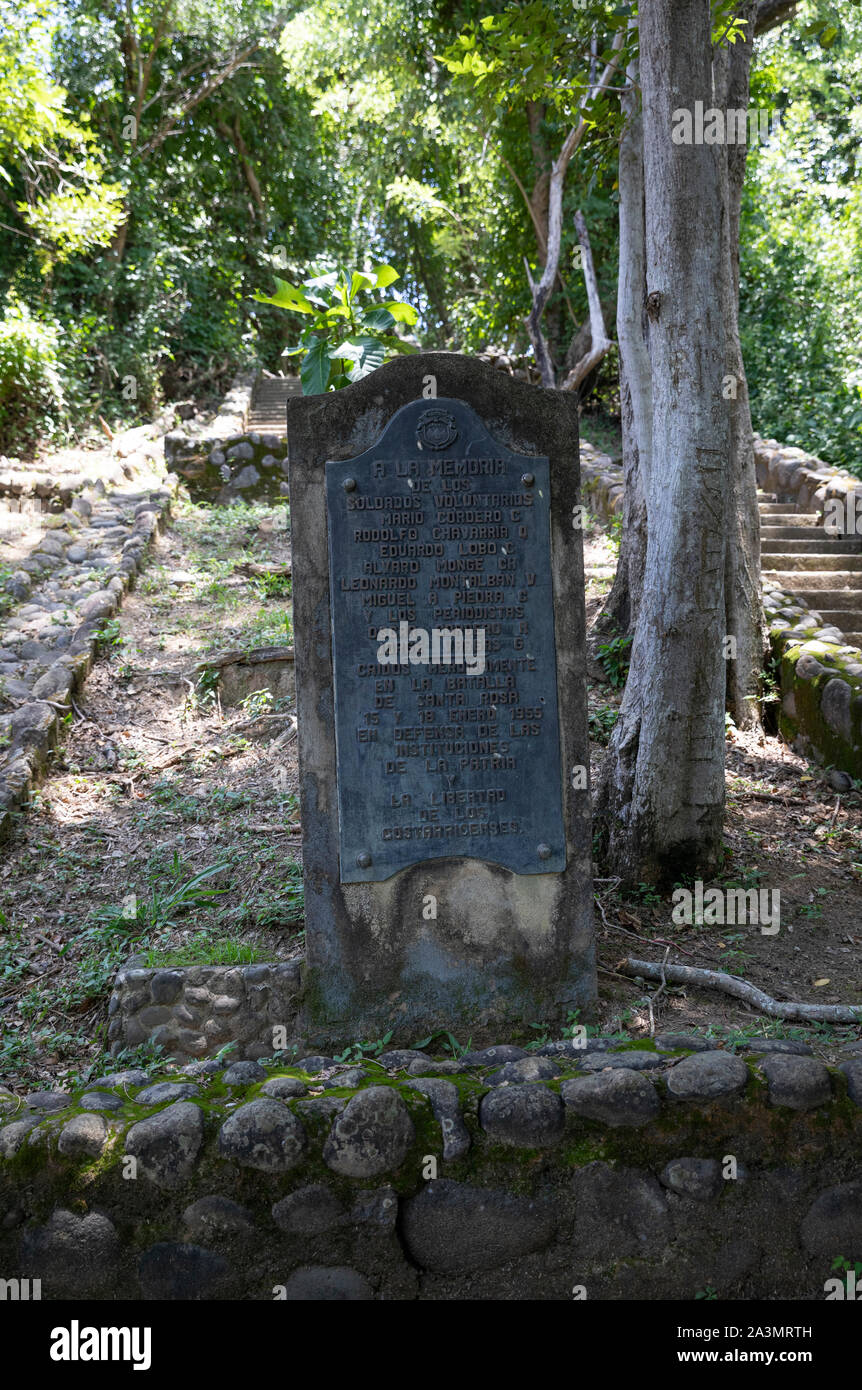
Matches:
[416,408,458,450]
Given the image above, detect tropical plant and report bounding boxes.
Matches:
[252,262,418,393]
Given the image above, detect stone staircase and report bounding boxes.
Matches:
[759,494,862,648]
[246,374,302,433]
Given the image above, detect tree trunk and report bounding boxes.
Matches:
[593,39,650,639]
[563,297,616,375]
[595,0,730,886]
[526,100,550,263]
[715,6,768,729]
[217,116,266,221]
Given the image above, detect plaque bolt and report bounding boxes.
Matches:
[537,843,552,860]
[521,472,535,487]
[343,477,357,492]
[356,851,372,868]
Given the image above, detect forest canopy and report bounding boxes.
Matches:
[0,0,859,474]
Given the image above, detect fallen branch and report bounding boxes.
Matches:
[237,562,292,579]
[731,790,809,806]
[227,712,297,736]
[619,956,862,1023]
[246,823,301,834]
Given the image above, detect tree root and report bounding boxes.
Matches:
[619,956,862,1024]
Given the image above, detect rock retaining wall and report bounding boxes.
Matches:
[164,371,290,504]
[107,963,304,1062]
[579,436,862,529]
[2,1038,861,1299]
[0,427,178,843]
[0,419,175,508]
[765,581,862,781]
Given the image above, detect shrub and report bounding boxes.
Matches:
[0,296,66,451]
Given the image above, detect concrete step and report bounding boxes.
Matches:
[785,588,862,608]
[759,512,821,526]
[761,537,862,553]
[763,571,862,590]
[760,525,834,540]
[810,608,862,626]
[246,376,302,434]
[762,553,862,571]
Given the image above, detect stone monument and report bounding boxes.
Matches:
[287,352,594,1043]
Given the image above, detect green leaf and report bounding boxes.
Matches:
[300,338,333,395]
[372,263,400,288]
[304,270,340,291]
[361,306,396,332]
[379,337,418,355]
[349,270,374,300]
[331,334,386,378]
[251,277,315,314]
[367,299,418,325]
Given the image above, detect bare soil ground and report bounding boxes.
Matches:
[1,496,302,1087]
[583,521,862,1059]
[0,492,860,1089]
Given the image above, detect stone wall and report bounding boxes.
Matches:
[164,371,290,504]
[580,436,862,528]
[579,435,862,781]
[0,428,178,844]
[764,582,862,782]
[108,963,303,1062]
[0,418,175,508]
[754,438,862,520]
[2,1036,861,1300]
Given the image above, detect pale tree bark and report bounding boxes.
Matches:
[593,37,650,639]
[596,2,772,687]
[596,0,730,885]
[524,29,626,386]
[754,0,799,34]
[560,211,611,391]
[714,6,768,728]
[562,295,616,375]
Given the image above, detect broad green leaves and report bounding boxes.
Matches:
[299,337,332,395]
[252,277,317,314]
[256,263,418,393]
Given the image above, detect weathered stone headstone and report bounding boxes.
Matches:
[288,353,594,1042]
